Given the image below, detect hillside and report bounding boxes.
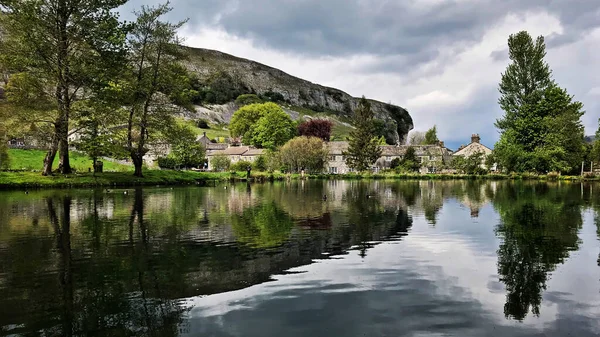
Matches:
[182,47,414,144]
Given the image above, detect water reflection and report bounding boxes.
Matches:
[0,181,599,336]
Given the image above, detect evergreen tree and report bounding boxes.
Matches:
[496,31,554,131]
[423,125,439,145]
[344,97,382,171]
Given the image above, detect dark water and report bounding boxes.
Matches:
[0,181,599,336]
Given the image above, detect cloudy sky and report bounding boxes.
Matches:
[122,0,600,149]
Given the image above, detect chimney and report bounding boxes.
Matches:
[471,134,480,144]
[203,132,207,138]
[439,141,445,148]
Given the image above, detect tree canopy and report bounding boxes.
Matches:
[298,119,333,141]
[279,136,328,173]
[230,102,296,150]
[344,97,382,171]
[423,126,439,145]
[493,31,585,174]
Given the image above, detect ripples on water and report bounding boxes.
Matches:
[0,180,599,336]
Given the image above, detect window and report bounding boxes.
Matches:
[429,155,434,161]
[428,167,436,173]
[329,155,336,161]
[386,156,391,161]
[329,167,338,174]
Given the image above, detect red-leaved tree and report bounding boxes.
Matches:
[298,119,333,141]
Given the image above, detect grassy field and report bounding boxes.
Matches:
[7,149,132,172]
[0,170,302,189]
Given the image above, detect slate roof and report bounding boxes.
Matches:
[241,148,265,156]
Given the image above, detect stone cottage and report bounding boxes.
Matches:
[452,134,494,170]
[325,141,452,174]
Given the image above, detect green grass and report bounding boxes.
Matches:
[1,169,597,190]
[178,118,231,141]
[7,149,132,172]
[0,170,302,189]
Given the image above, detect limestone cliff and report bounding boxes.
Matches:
[183,47,413,144]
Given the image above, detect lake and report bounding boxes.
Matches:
[0,180,599,336]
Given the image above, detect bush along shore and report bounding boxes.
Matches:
[1,170,599,190]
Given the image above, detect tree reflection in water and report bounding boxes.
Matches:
[492,182,582,321]
[0,181,597,335]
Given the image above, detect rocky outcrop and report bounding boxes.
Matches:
[183,47,414,144]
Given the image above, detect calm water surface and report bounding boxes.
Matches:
[0,180,599,336]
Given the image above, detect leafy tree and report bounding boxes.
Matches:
[494,31,585,174]
[375,135,387,145]
[390,158,401,169]
[167,124,205,169]
[297,119,333,141]
[210,153,230,171]
[398,146,420,172]
[253,155,267,171]
[423,125,439,145]
[229,102,275,140]
[407,131,425,145]
[497,31,554,131]
[0,0,128,175]
[452,153,488,175]
[279,136,328,173]
[592,119,600,162]
[230,160,254,172]
[247,105,296,149]
[344,97,382,171]
[124,3,188,177]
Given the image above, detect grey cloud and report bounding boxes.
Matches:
[122,0,599,58]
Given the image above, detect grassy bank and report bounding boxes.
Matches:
[0,170,301,189]
[308,172,600,181]
[1,170,598,190]
[7,149,132,172]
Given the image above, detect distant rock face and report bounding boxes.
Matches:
[182,47,414,144]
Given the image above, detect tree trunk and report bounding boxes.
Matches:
[42,131,60,176]
[132,153,144,177]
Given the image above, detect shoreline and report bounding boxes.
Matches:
[0,171,598,190]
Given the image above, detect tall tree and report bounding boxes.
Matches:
[496,31,554,131]
[592,119,600,163]
[344,97,382,171]
[124,3,187,177]
[0,0,128,175]
[423,125,439,145]
[494,31,585,173]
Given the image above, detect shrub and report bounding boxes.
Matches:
[259,90,285,102]
[157,156,177,169]
[390,158,401,169]
[230,160,254,172]
[235,94,262,106]
[253,155,267,171]
[211,154,231,172]
[196,118,210,129]
[546,171,560,180]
